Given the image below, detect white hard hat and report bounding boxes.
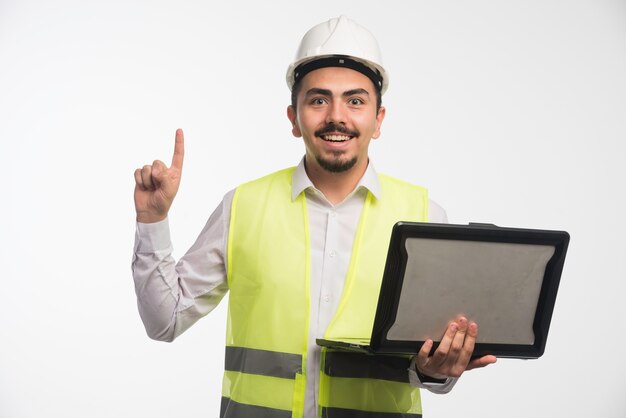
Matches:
[286,15,388,95]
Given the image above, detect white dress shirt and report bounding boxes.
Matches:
[132,159,455,418]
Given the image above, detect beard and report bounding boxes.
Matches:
[313,122,360,173]
[315,152,358,173]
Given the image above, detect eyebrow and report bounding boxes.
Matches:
[343,88,370,97]
[304,87,370,98]
[304,88,332,98]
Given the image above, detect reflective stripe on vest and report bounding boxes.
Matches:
[225,346,302,379]
[324,351,411,383]
[221,397,292,418]
[321,407,422,418]
[224,168,428,417]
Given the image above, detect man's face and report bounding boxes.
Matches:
[287,66,385,175]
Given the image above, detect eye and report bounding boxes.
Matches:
[349,98,364,106]
[310,97,327,106]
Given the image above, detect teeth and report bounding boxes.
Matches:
[322,134,351,142]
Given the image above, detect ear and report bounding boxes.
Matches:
[372,106,386,139]
[287,105,302,138]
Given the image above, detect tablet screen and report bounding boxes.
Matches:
[386,238,555,345]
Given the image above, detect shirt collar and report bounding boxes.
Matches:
[291,157,381,201]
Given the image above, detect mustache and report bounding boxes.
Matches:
[315,123,359,138]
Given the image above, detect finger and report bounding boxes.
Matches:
[448,317,469,362]
[152,160,167,185]
[467,355,497,370]
[134,168,146,190]
[453,320,478,373]
[141,165,154,190]
[431,321,458,365]
[171,128,184,170]
[416,339,433,368]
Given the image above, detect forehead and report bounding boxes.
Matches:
[298,66,377,94]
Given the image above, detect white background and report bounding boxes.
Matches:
[1,0,625,417]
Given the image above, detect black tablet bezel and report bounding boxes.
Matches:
[369,222,569,359]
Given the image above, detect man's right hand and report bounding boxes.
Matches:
[133,129,185,223]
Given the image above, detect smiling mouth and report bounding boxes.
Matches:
[320,134,354,142]
[316,123,359,142]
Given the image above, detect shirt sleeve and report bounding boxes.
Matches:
[131,190,234,342]
[428,199,448,223]
[407,357,458,394]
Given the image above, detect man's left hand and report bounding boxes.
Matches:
[415,316,497,380]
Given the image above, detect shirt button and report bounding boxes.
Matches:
[330,211,337,218]
[323,294,330,302]
[329,250,336,258]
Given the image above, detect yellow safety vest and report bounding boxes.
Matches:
[222,167,428,418]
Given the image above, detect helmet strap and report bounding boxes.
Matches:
[293,55,383,92]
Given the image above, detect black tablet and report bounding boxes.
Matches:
[369,222,569,359]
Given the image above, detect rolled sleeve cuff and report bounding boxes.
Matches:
[408,356,458,394]
[135,217,172,253]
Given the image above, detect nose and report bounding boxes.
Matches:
[325,100,346,125]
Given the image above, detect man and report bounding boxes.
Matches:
[132,16,496,418]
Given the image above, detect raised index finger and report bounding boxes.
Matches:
[171,128,185,169]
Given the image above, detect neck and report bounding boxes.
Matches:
[304,157,368,205]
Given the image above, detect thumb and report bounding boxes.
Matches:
[467,355,497,370]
